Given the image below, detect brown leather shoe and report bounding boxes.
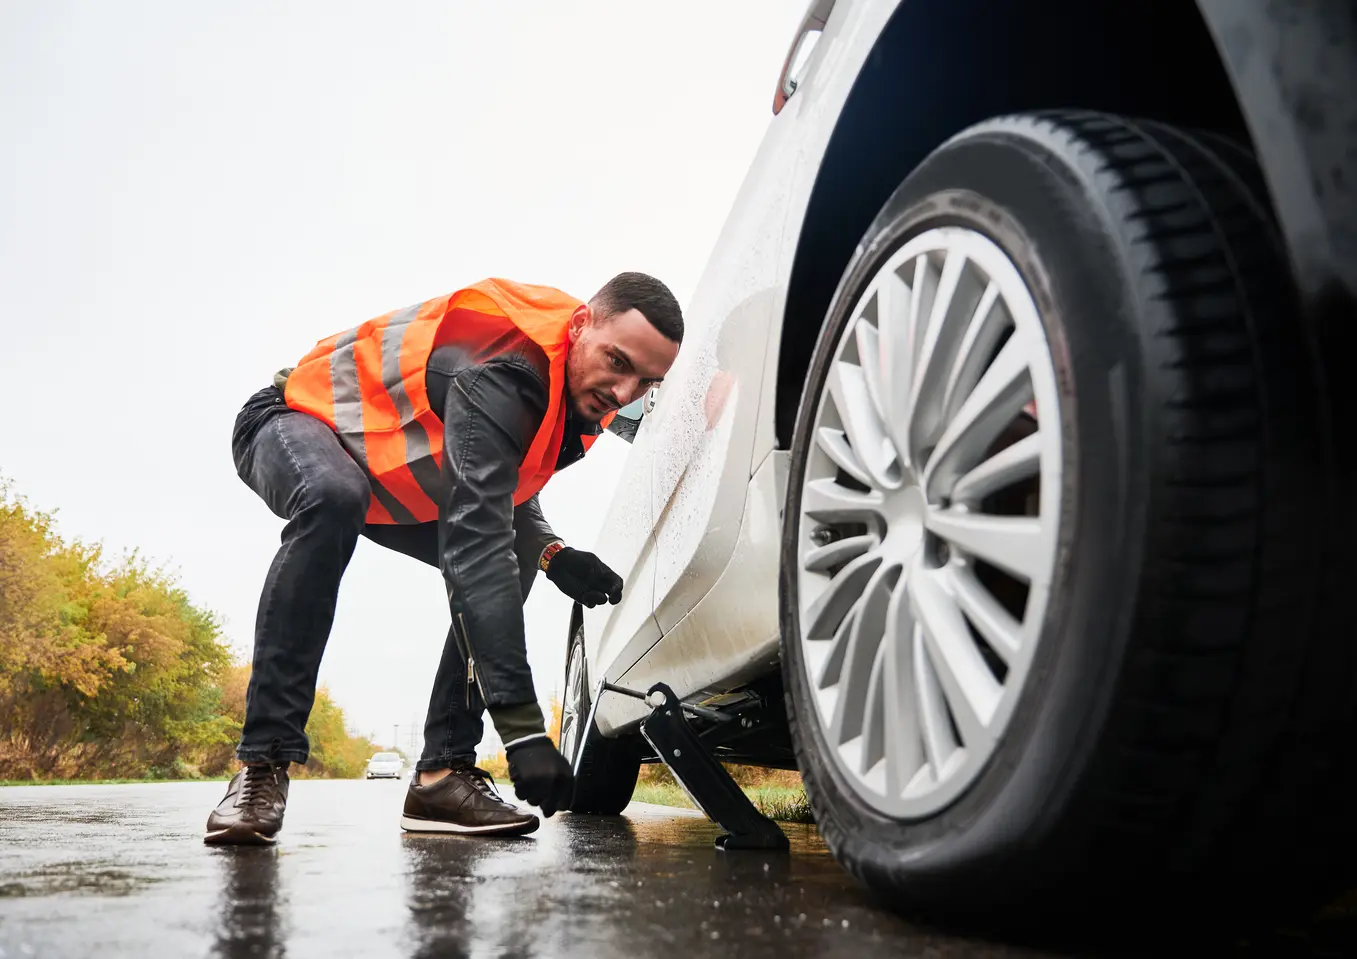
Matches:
[400,766,539,836]
[204,763,290,845]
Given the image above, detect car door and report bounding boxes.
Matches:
[577,394,661,696]
[623,151,797,695]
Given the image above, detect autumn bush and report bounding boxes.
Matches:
[0,480,375,781]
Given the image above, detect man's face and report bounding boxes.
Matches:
[565,304,680,422]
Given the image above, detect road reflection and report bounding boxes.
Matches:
[401,816,643,958]
[208,846,286,959]
[398,811,872,959]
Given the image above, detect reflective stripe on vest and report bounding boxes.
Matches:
[283,278,614,525]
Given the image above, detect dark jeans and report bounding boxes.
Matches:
[230,386,539,769]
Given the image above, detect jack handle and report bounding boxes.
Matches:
[600,681,730,725]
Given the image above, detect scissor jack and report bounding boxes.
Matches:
[599,680,789,852]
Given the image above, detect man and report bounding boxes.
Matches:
[206,273,683,844]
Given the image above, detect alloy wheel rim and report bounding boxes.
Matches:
[796,226,1063,819]
[559,640,585,762]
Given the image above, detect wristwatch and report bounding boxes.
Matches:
[539,540,565,573]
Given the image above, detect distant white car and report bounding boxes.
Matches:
[559,0,1354,920]
[365,752,404,780]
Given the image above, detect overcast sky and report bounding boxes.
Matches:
[0,1,806,756]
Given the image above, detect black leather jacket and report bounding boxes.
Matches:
[423,338,609,712]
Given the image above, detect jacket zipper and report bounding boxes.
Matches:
[453,611,491,707]
[465,649,475,710]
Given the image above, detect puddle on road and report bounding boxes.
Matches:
[0,866,162,898]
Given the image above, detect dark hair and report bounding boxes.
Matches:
[590,272,684,343]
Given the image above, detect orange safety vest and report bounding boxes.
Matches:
[283,278,614,525]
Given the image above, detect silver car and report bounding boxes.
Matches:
[560,0,1354,921]
[365,752,404,780]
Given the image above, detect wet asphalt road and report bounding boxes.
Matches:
[1,781,1354,959]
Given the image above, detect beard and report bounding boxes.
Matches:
[570,392,601,422]
[564,352,606,423]
[561,344,616,420]
[571,389,613,423]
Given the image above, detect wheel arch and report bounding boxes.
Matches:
[774,0,1353,448]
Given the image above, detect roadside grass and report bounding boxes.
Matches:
[631,763,815,824]
[743,785,815,824]
[631,781,697,809]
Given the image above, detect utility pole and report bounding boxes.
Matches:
[392,723,399,749]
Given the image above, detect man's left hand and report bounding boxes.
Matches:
[506,737,574,817]
[545,547,623,607]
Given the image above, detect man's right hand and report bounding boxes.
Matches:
[543,546,624,608]
[505,737,574,817]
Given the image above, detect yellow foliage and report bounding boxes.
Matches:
[547,695,563,744]
[480,750,509,782]
[0,488,129,699]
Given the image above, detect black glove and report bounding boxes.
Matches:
[505,737,574,817]
[544,547,623,607]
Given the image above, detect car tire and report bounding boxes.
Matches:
[560,622,641,815]
[780,111,1353,920]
